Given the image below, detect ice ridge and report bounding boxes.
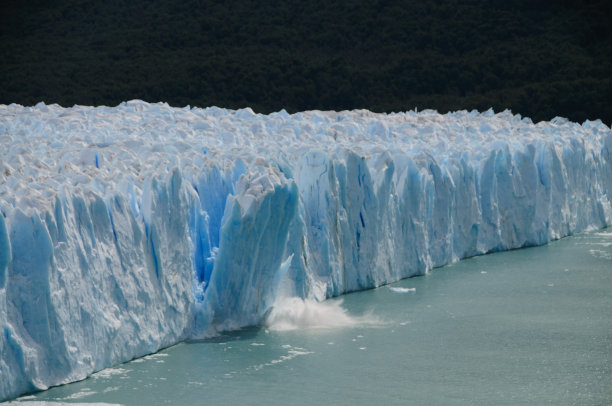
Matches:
[1,101,611,400]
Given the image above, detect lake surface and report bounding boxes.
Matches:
[7,228,612,405]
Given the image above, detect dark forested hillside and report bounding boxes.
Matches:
[1,0,611,123]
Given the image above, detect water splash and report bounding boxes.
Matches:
[265,297,379,331]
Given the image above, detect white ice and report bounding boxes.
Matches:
[389,287,416,293]
[1,101,611,400]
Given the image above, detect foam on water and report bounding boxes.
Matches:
[90,368,129,380]
[252,344,314,371]
[60,391,98,401]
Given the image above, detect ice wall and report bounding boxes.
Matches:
[1,101,611,400]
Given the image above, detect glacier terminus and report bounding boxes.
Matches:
[0,100,611,401]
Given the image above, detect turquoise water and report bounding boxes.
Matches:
[7,229,612,405]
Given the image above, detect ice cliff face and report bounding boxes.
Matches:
[1,101,611,400]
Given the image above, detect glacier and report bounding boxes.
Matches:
[0,100,611,401]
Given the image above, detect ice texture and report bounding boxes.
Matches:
[1,101,611,400]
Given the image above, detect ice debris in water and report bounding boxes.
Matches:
[1,100,611,401]
[389,287,416,293]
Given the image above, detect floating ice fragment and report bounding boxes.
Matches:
[92,368,130,379]
[389,287,416,293]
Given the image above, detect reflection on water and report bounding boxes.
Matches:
[6,228,612,406]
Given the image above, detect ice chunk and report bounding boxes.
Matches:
[389,287,416,293]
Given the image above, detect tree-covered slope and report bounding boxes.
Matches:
[1,0,610,123]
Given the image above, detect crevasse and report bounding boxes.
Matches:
[0,101,611,401]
